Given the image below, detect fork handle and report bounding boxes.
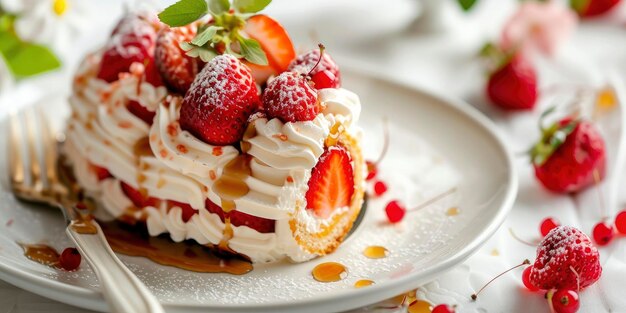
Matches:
[66,221,164,313]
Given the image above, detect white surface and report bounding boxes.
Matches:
[0,0,625,312]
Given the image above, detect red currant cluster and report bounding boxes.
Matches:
[591,210,626,246]
[541,211,626,247]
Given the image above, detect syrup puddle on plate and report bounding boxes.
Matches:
[100,221,252,275]
[354,279,374,288]
[363,245,388,259]
[19,243,60,268]
[408,300,432,313]
[312,262,347,282]
[445,207,460,216]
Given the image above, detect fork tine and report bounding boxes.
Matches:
[8,112,25,190]
[23,108,44,193]
[37,110,60,187]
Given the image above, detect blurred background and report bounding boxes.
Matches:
[1,0,625,116]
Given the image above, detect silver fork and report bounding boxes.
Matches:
[8,107,164,313]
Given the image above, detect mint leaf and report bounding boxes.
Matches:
[458,0,478,11]
[208,0,230,14]
[238,37,267,65]
[234,0,271,13]
[191,25,222,46]
[158,0,208,27]
[180,42,217,62]
[0,32,60,77]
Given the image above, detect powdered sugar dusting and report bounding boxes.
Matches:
[155,24,200,92]
[530,225,601,290]
[186,55,254,109]
[105,13,157,59]
[288,49,340,78]
[263,71,318,122]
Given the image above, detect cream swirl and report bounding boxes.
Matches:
[245,115,330,170]
[150,97,239,186]
[319,88,361,128]
[138,156,206,210]
[100,178,133,218]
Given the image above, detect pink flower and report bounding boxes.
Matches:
[500,1,578,56]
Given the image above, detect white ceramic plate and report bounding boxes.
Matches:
[0,68,516,313]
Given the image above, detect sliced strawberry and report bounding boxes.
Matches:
[120,181,159,208]
[88,163,112,181]
[243,14,295,82]
[167,200,197,223]
[205,198,275,233]
[97,14,156,83]
[155,25,203,93]
[179,54,260,145]
[305,146,354,219]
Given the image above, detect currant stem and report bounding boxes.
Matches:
[471,259,530,301]
[508,228,538,247]
[593,169,608,220]
[569,265,580,292]
[407,187,457,213]
[306,43,326,78]
[546,289,556,313]
[375,117,390,165]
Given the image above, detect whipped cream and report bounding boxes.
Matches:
[65,52,364,262]
[319,88,361,128]
[150,97,238,186]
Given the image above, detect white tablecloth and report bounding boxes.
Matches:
[1,0,626,312]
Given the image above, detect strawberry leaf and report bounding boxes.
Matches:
[180,41,217,62]
[531,119,579,166]
[234,0,272,13]
[238,37,268,65]
[158,0,208,27]
[458,0,478,11]
[208,0,230,15]
[191,25,223,46]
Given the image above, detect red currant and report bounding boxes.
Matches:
[615,210,626,234]
[551,289,580,313]
[432,304,455,313]
[540,217,559,237]
[522,266,539,291]
[366,160,377,181]
[373,181,388,196]
[385,200,406,223]
[311,70,337,89]
[59,247,81,271]
[592,221,614,246]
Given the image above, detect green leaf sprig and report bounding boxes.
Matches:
[158,0,271,65]
[0,13,61,78]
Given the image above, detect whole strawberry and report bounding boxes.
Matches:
[571,0,622,17]
[486,54,538,110]
[529,225,602,290]
[179,54,259,145]
[288,47,341,89]
[531,117,606,193]
[155,24,203,93]
[97,13,157,83]
[262,71,319,123]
